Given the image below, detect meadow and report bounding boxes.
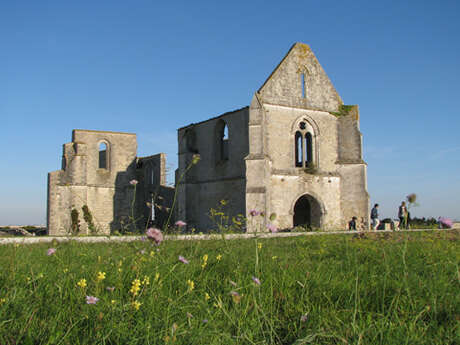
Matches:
[0,230,458,344]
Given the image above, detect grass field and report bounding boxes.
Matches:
[0,230,458,344]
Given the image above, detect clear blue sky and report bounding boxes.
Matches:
[1,0,459,225]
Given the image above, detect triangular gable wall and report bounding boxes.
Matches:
[258,43,342,112]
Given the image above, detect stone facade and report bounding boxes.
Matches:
[47,43,369,234]
[47,130,138,235]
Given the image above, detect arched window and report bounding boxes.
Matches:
[305,132,312,165]
[222,124,229,160]
[295,131,303,167]
[98,142,108,169]
[293,121,315,168]
[301,73,306,98]
[185,129,198,153]
[216,120,229,162]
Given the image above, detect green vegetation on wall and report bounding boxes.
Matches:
[329,104,355,117]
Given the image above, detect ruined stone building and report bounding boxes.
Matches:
[47,43,369,235]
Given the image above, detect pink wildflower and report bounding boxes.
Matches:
[267,223,278,233]
[252,276,261,285]
[47,248,57,256]
[106,286,115,292]
[187,312,193,318]
[129,179,138,185]
[146,228,163,245]
[175,220,187,227]
[178,255,189,264]
[229,290,241,303]
[86,296,99,304]
[300,313,309,322]
[249,209,261,216]
[439,217,453,228]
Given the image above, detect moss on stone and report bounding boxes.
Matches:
[329,105,355,117]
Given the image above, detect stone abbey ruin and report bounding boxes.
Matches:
[47,43,369,235]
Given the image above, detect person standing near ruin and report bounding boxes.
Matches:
[348,216,357,230]
[398,201,407,230]
[370,204,379,230]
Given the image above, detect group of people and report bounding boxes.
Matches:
[348,201,410,230]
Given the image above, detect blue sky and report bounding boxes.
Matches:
[1,0,459,225]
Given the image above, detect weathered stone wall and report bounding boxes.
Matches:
[258,43,342,112]
[47,130,138,235]
[263,105,343,229]
[177,108,249,232]
[245,42,369,231]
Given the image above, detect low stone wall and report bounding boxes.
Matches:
[0,228,457,245]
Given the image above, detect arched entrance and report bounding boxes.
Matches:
[293,194,322,229]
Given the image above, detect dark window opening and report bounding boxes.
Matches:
[185,130,198,153]
[301,73,306,98]
[295,131,303,167]
[99,142,107,169]
[220,122,229,161]
[294,126,314,168]
[305,132,313,165]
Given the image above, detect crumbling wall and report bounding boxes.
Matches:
[47,130,138,235]
[177,108,249,232]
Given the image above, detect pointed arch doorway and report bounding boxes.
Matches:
[293,194,322,229]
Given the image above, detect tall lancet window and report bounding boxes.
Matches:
[294,121,315,168]
[305,132,313,165]
[301,73,306,98]
[295,131,303,167]
[216,120,229,163]
[99,142,108,169]
[222,124,229,160]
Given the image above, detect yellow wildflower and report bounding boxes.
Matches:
[187,279,194,292]
[154,272,160,282]
[111,300,116,304]
[149,250,155,257]
[201,254,208,269]
[142,276,150,286]
[130,279,141,296]
[258,243,262,250]
[118,268,123,273]
[216,254,222,262]
[132,300,142,310]
[38,273,44,279]
[0,298,6,305]
[272,256,278,260]
[205,292,210,301]
[96,271,106,282]
[77,278,87,288]
[63,268,69,273]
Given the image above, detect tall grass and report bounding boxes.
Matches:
[0,230,458,344]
